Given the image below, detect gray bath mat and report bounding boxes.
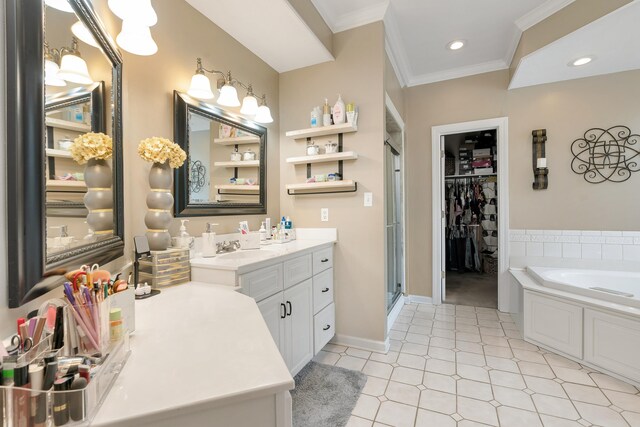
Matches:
[292,361,367,427]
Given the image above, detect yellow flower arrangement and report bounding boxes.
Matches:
[70,132,113,165]
[137,137,187,168]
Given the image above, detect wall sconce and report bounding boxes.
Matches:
[45,38,94,86]
[532,129,548,190]
[187,58,273,123]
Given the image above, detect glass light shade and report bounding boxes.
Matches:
[240,95,259,115]
[108,0,157,26]
[57,53,93,84]
[116,20,158,56]
[45,59,66,87]
[188,74,214,100]
[217,84,240,107]
[45,0,74,13]
[71,21,100,48]
[254,105,273,124]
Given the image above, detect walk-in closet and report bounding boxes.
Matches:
[442,130,498,308]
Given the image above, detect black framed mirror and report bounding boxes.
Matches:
[6,0,124,307]
[173,91,267,216]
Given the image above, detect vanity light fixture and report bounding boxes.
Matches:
[116,19,158,56]
[217,72,241,107]
[45,0,74,13]
[44,43,66,87]
[240,85,259,116]
[71,21,100,48]
[254,96,274,124]
[447,40,465,50]
[108,0,158,27]
[570,56,593,67]
[52,37,94,85]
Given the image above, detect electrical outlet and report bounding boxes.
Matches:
[321,208,329,222]
[364,192,373,207]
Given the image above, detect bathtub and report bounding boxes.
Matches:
[527,266,640,309]
[511,266,640,387]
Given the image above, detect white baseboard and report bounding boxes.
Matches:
[408,295,434,304]
[387,295,405,333]
[332,334,390,353]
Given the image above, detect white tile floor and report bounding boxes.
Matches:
[313,303,640,427]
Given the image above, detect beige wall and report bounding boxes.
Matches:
[405,69,640,298]
[279,22,388,343]
[384,51,405,119]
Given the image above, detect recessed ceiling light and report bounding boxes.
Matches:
[447,40,465,51]
[570,56,593,67]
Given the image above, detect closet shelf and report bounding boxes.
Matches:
[45,118,91,132]
[445,173,497,179]
[286,151,358,165]
[285,123,357,139]
[213,136,260,145]
[46,148,73,159]
[286,180,357,195]
[213,160,260,168]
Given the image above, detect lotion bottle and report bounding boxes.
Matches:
[322,98,332,127]
[259,222,267,242]
[176,219,191,248]
[333,94,345,124]
[202,223,219,257]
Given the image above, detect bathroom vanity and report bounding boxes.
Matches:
[190,230,337,376]
[93,282,294,427]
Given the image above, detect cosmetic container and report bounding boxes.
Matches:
[138,248,191,288]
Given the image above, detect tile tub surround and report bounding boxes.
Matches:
[510,229,640,263]
[313,303,640,427]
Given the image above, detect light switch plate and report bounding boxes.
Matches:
[321,208,329,222]
[364,192,373,207]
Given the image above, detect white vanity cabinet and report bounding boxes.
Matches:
[192,241,336,376]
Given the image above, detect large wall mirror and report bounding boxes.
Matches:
[174,91,267,216]
[6,0,124,307]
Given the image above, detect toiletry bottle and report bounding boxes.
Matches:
[333,94,345,124]
[310,107,319,128]
[177,219,191,248]
[322,99,332,127]
[259,222,267,242]
[109,308,123,342]
[346,102,356,124]
[265,218,271,239]
[202,223,219,257]
[285,216,292,230]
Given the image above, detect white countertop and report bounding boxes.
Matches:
[92,282,294,426]
[190,238,336,274]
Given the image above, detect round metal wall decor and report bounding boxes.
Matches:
[189,160,207,193]
[571,126,639,184]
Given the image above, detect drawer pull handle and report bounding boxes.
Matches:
[286,301,292,316]
[280,303,286,319]
[321,258,329,263]
[323,325,331,331]
[321,287,330,293]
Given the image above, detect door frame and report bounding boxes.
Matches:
[431,117,510,312]
[384,93,406,328]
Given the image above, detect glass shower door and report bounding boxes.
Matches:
[385,142,403,312]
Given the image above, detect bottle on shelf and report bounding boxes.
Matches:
[322,98,332,127]
[333,94,345,124]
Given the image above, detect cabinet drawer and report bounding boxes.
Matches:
[524,291,583,359]
[239,264,283,302]
[314,303,335,354]
[312,247,333,274]
[313,268,333,314]
[284,254,312,289]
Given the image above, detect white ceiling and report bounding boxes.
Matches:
[185,0,333,73]
[510,1,640,89]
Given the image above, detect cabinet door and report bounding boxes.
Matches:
[284,279,313,376]
[258,292,286,358]
[283,254,312,289]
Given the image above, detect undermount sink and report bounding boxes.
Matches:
[217,250,273,261]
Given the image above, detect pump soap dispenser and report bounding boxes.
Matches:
[202,223,219,257]
[175,219,194,249]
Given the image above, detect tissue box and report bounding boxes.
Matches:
[240,232,261,250]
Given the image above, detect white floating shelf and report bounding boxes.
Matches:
[46,180,86,191]
[214,185,260,192]
[45,118,91,132]
[46,148,73,159]
[285,123,357,139]
[445,173,497,179]
[286,151,358,165]
[213,136,260,145]
[213,160,260,168]
[286,180,357,194]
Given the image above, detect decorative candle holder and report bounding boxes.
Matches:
[532,129,548,190]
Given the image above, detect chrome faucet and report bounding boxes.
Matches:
[216,240,241,254]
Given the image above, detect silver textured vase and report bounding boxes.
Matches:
[84,159,113,236]
[145,162,173,250]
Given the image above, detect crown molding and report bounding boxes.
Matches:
[385,38,407,88]
[515,0,575,31]
[408,59,509,87]
[383,9,411,88]
[312,0,389,33]
[504,25,523,69]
